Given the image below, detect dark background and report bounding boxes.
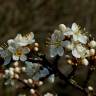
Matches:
[0,0,96,96]
[0,0,96,43]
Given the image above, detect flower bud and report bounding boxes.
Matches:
[28,79,33,84]
[5,70,9,74]
[89,40,96,48]
[9,70,14,75]
[38,81,43,86]
[82,58,89,66]
[9,67,14,71]
[23,79,28,83]
[30,89,35,94]
[59,24,66,32]
[88,86,93,91]
[34,43,39,47]
[14,61,19,67]
[67,59,73,64]
[34,47,39,51]
[9,70,14,78]
[21,67,26,72]
[15,67,21,73]
[14,74,19,79]
[89,49,95,56]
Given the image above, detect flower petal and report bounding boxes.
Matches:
[29,32,34,39]
[73,34,78,41]
[39,68,49,77]
[62,40,71,47]
[20,55,27,61]
[78,35,88,44]
[8,46,16,53]
[15,41,28,47]
[71,23,79,32]
[51,33,57,42]
[0,48,6,57]
[72,48,80,58]
[50,45,57,57]
[15,34,22,41]
[63,28,73,36]
[4,57,11,65]
[57,46,64,56]
[7,39,16,47]
[22,47,30,54]
[13,55,19,61]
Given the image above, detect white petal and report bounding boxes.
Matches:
[30,39,35,44]
[73,34,78,41]
[39,68,49,77]
[26,32,35,44]
[72,48,80,58]
[48,74,55,83]
[20,55,27,61]
[29,32,34,39]
[51,33,57,41]
[8,46,16,53]
[15,39,35,47]
[60,33,64,40]
[50,45,57,57]
[22,47,30,54]
[13,55,19,61]
[55,30,64,40]
[78,35,88,44]
[4,57,11,65]
[7,39,15,47]
[0,47,5,56]
[63,29,73,36]
[15,34,22,41]
[71,23,79,32]
[15,41,28,47]
[0,47,4,51]
[57,46,64,56]
[62,40,71,47]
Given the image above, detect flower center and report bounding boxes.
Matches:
[54,40,61,47]
[75,30,81,35]
[16,48,23,56]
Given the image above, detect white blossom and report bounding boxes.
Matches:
[71,43,89,58]
[7,32,35,47]
[64,23,88,44]
[7,32,35,61]
[50,30,70,57]
[8,47,30,61]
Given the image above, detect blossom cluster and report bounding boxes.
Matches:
[0,23,96,96]
[49,23,96,66]
[0,32,55,96]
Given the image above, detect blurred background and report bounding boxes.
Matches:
[0,0,96,43]
[0,0,96,96]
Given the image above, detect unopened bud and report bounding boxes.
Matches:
[89,40,96,48]
[59,24,66,32]
[82,58,89,66]
[30,89,35,94]
[89,49,95,56]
